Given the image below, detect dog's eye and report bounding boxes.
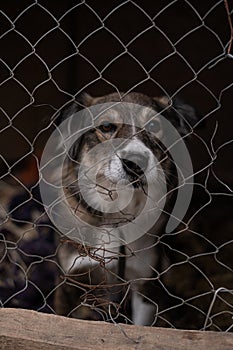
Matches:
[98,122,117,133]
[145,120,160,133]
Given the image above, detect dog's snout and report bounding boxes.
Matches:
[121,151,148,176]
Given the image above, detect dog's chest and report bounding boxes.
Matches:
[59,233,158,284]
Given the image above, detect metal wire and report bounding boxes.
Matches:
[0,0,232,333]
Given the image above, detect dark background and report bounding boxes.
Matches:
[0,0,232,189]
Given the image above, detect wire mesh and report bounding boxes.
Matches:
[0,0,233,333]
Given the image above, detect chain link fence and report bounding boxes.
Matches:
[0,0,233,333]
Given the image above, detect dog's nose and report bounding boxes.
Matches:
[121,151,148,175]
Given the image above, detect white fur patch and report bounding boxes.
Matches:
[131,292,157,325]
[62,248,119,274]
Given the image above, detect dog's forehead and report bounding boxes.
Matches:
[94,103,159,127]
[140,106,159,123]
[95,107,122,124]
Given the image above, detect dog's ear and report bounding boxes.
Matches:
[154,96,202,135]
[52,93,95,125]
[78,92,95,107]
[50,94,95,166]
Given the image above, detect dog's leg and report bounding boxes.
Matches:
[131,290,157,326]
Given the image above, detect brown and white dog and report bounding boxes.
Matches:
[53,92,198,325]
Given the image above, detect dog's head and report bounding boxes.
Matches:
[54,92,200,230]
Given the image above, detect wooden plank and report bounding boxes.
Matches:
[0,308,233,350]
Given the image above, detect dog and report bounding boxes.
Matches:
[51,92,199,325]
